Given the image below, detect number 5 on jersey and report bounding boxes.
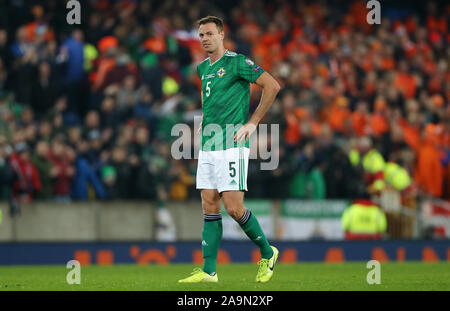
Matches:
[229,162,236,177]
[206,81,211,97]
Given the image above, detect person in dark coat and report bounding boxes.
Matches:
[70,139,106,201]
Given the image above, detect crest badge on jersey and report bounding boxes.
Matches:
[217,67,226,78]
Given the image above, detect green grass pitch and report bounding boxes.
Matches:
[0,262,449,291]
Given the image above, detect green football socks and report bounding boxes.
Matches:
[202,214,223,275]
[238,209,274,259]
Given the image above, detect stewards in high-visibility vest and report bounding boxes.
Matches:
[341,199,387,240]
[383,162,412,191]
[349,147,385,192]
[349,146,412,194]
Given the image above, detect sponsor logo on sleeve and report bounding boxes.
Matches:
[245,58,255,66]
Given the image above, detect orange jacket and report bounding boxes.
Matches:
[414,141,443,197]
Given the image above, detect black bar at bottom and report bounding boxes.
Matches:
[1,291,449,309]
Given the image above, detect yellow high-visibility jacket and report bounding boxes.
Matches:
[341,202,387,234]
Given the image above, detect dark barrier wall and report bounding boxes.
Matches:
[0,240,449,265]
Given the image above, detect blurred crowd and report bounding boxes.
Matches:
[0,0,449,206]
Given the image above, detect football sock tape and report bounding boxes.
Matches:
[237,208,251,225]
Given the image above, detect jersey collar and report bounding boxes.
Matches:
[209,49,228,66]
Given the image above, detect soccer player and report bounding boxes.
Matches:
[178,16,281,283]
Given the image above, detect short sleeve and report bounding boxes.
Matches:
[235,55,265,83]
[196,64,201,79]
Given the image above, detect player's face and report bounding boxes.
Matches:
[198,23,224,53]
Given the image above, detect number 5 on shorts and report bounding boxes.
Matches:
[229,162,236,177]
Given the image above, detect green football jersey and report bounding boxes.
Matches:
[197,50,265,151]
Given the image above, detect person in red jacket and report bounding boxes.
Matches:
[9,142,42,203]
[47,139,75,202]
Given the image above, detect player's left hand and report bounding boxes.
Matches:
[234,122,257,144]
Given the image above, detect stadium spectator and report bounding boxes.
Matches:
[31,61,58,118]
[37,120,53,142]
[101,165,118,200]
[168,158,195,201]
[289,142,326,199]
[0,0,448,205]
[341,198,387,240]
[9,142,42,203]
[414,123,445,197]
[129,126,157,199]
[108,143,133,199]
[0,29,11,74]
[31,140,54,200]
[71,139,106,201]
[0,135,13,200]
[47,139,74,202]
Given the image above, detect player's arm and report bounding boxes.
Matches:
[249,72,281,125]
[197,64,203,135]
[235,72,281,143]
[197,90,203,135]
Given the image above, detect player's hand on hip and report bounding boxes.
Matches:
[234,122,257,144]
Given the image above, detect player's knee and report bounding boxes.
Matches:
[223,202,243,221]
[201,190,221,214]
[201,200,219,214]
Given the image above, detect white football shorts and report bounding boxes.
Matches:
[196,147,250,193]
